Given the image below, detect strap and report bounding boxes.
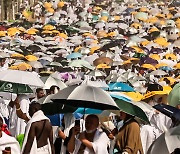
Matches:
[37,120,46,142]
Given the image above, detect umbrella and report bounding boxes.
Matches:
[148,125,180,154]
[111,95,149,124]
[0,81,33,94]
[108,82,135,92]
[168,83,180,107]
[87,70,106,77]
[93,57,113,66]
[153,104,180,123]
[150,70,168,76]
[135,12,148,20]
[28,61,43,68]
[52,85,119,110]
[41,76,67,90]
[66,53,82,59]
[38,94,77,115]
[0,70,44,87]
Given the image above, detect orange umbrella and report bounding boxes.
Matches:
[93,57,113,66]
[141,64,156,70]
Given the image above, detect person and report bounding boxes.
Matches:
[50,85,60,95]
[67,114,109,154]
[31,88,45,102]
[8,94,30,137]
[114,111,144,154]
[0,117,20,154]
[21,102,55,154]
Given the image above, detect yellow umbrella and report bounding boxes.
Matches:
[46,8,54,13]
[52,30,60,34]
[9,65,19,70]
[43,25,55,31]
[123,60,132,65]
[159,77,175,85]
[123,92,143,101]
[146,17,158,23]
[7,27,20,36]
[156,13,165,18]
[149,54,161,60]
[89,46,100,55]
[0,31,6,37]
[97,30,107,38]
[148,27,159,33]
[142,90,169,100]
[18,27,26,32]
[100,16,108,22]
[140,40,150,46]
[163,86,172,94]
[42,30,53,34]
[44,2,52,8]
[140,7,149,12]
[11,53,25,59]
[141,64,156,70]
[114,16,120,21]
[96,64,111,69]
[17,63,32,71]
[131,23,142,29]
[26,29,37,35]
[154,37,169,47]
[58,1,65,8]
[131,46,144,53]
[155,63,168,68]
[107,31,116,37]
[25,55,38,62]
[74,46,82,52]
[173,63,180,69]
[165,53,177,60]
[59,33,68,39]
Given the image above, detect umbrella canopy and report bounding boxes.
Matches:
[111,95,149,124]
[153,104,180,123]
[168,83,180,107]
[150,70,168,76]
[66,52,82,59]
[108,82,135,92]
[0,81,33,94]
[148,125,180,154]
[52,85,119,110]
[0,70,44,87]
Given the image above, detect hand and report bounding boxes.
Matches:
[79,132,86,142]
[72,126,80,136]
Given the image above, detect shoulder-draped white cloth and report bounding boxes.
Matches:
[21,110,51,154]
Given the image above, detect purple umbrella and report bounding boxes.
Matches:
[140,56,158,65]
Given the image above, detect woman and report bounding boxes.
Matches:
[114,111,144,154]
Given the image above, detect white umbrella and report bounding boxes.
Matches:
[52,85,119,110]
[148,125,180,154]
[28,61,43,68]
[81,79,109,89]
[87,70,106,77]
[43,76,67,90]
[0,70,44,87]
[150,70,167,76]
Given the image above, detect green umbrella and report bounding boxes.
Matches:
[168,83,180,107]
[0,81,33,94]
[112,95,149,124]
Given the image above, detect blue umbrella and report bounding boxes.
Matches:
[75,108,102,114]
[66,53,82,59]
[108,82,135,92]
[159,66,173,71]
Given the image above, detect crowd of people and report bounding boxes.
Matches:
[0,0,180,153]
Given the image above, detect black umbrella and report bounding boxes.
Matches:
[153,104,180,125]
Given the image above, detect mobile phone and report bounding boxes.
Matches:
[75,120,80,126]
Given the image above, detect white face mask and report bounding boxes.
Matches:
[85,129,96,134]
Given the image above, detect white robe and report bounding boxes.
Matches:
[21,110,51,154]
[73,129,110,154]
[9,95,30,137]
[0,132,20,154]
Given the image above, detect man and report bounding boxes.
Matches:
[21,102,55,154]
[9,94,30,137]
[31,88,45,102]
[0,117,20,154]
[115,111,144,154]
[67,114,109,154]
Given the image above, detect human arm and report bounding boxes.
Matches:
[14,97,29,122]
[49,126,55,154]
[22,123,36,154]
[58,129,66,140]
[67,126,80,153]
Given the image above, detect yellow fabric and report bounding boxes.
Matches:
[131,46,144,53]
[44,2,52,8]
[148,27,159,33]
[0,31,6,37]
[140,40,150,46]
[159,77,175,85]
[96,64,111,69]
[59,33,68,39]
[141,64,156,70]
[154,37,169,47]
[174,63,180,69]
[43,25,55,30]
[25,55,38,62]
[11,53,24,58]
[165,53,177,60]
[123,92,143,101]
[131,23,142,29]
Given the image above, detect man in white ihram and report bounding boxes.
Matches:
[67,114,109,154]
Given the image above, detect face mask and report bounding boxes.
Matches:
[86,129,96,134]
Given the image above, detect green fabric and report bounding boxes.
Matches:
[16,134,25,149]
[168,83,180,107]
[115,99,149,124]
[0,81,33,94]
